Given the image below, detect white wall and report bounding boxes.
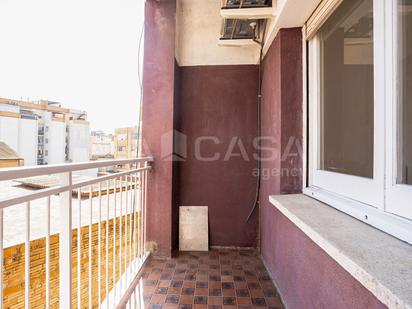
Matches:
[67,122,90,163]
[0,116,19,152]
[68,122,96,176]
[91,142,114,157]
[0,116,38,166]
[176,0,260,66]
[90,132,114,157]
[43,112,66,165]
[18,118,37,166]
[48,121,66,164]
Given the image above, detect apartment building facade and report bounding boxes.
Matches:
[114,126,139,159]
[0,102,38,166]
[90,130,115,159]
[0,98,90,166]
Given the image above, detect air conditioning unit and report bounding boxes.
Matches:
[218,0,274,46]
[219,19,266,47]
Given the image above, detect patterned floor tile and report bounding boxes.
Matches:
[131,249,284,309]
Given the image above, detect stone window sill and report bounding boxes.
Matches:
[269,194,412,309]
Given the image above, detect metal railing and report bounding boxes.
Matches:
[0,157,153,309]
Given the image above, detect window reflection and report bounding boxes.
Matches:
[319,0,374,178]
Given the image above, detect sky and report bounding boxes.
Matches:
[0,0,145,133]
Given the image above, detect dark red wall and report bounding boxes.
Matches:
[175,65,259,248]
[260,28,303,196]
[142,0,176,257]
[262,206,387,309]
[259,28,387,309]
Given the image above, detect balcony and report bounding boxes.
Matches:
[1,0,412,308]
[142,0,412,309]
[0,158,152,308]
[0,158,284,309]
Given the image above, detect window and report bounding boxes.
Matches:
[309,0,382,208]
[385,0,412,221]
[397,0,412,185]
[319,0,374,179]
[117,134,127,141]
[308,0,412,243]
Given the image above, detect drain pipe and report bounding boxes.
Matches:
[246,20,267,223]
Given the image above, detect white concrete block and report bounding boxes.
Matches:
[179,206,208,251]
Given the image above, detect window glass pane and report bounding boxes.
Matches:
[318,0,374,178]
[398,0,412,185]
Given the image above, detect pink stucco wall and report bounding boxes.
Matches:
[142,0,176,257]
[259,28,387,309]
[261,205,387,309]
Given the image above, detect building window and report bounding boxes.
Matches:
[318,0,374,179]
[308,0,412,242]
[117,134,127,141]
[45,150,48,156]
[118,146,125,152]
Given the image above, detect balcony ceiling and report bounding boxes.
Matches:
[175,0,323,66]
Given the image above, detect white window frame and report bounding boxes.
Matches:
[384,0,412,221]
[305,0,412,244]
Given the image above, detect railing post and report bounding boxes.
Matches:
[59,172,73,309]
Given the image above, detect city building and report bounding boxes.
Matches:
[114,126,139,159]
[0,101,38,166]
[90,130,115,174]
[90,130,115,159]
[0,98,90,166]
[66,111,90,163]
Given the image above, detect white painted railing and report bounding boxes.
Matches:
[0,157,153,309]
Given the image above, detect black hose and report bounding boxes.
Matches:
[246,21,266,222]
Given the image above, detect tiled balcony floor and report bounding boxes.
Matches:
[138,249,284,309]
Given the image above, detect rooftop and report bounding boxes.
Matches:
[0,142,22,161]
